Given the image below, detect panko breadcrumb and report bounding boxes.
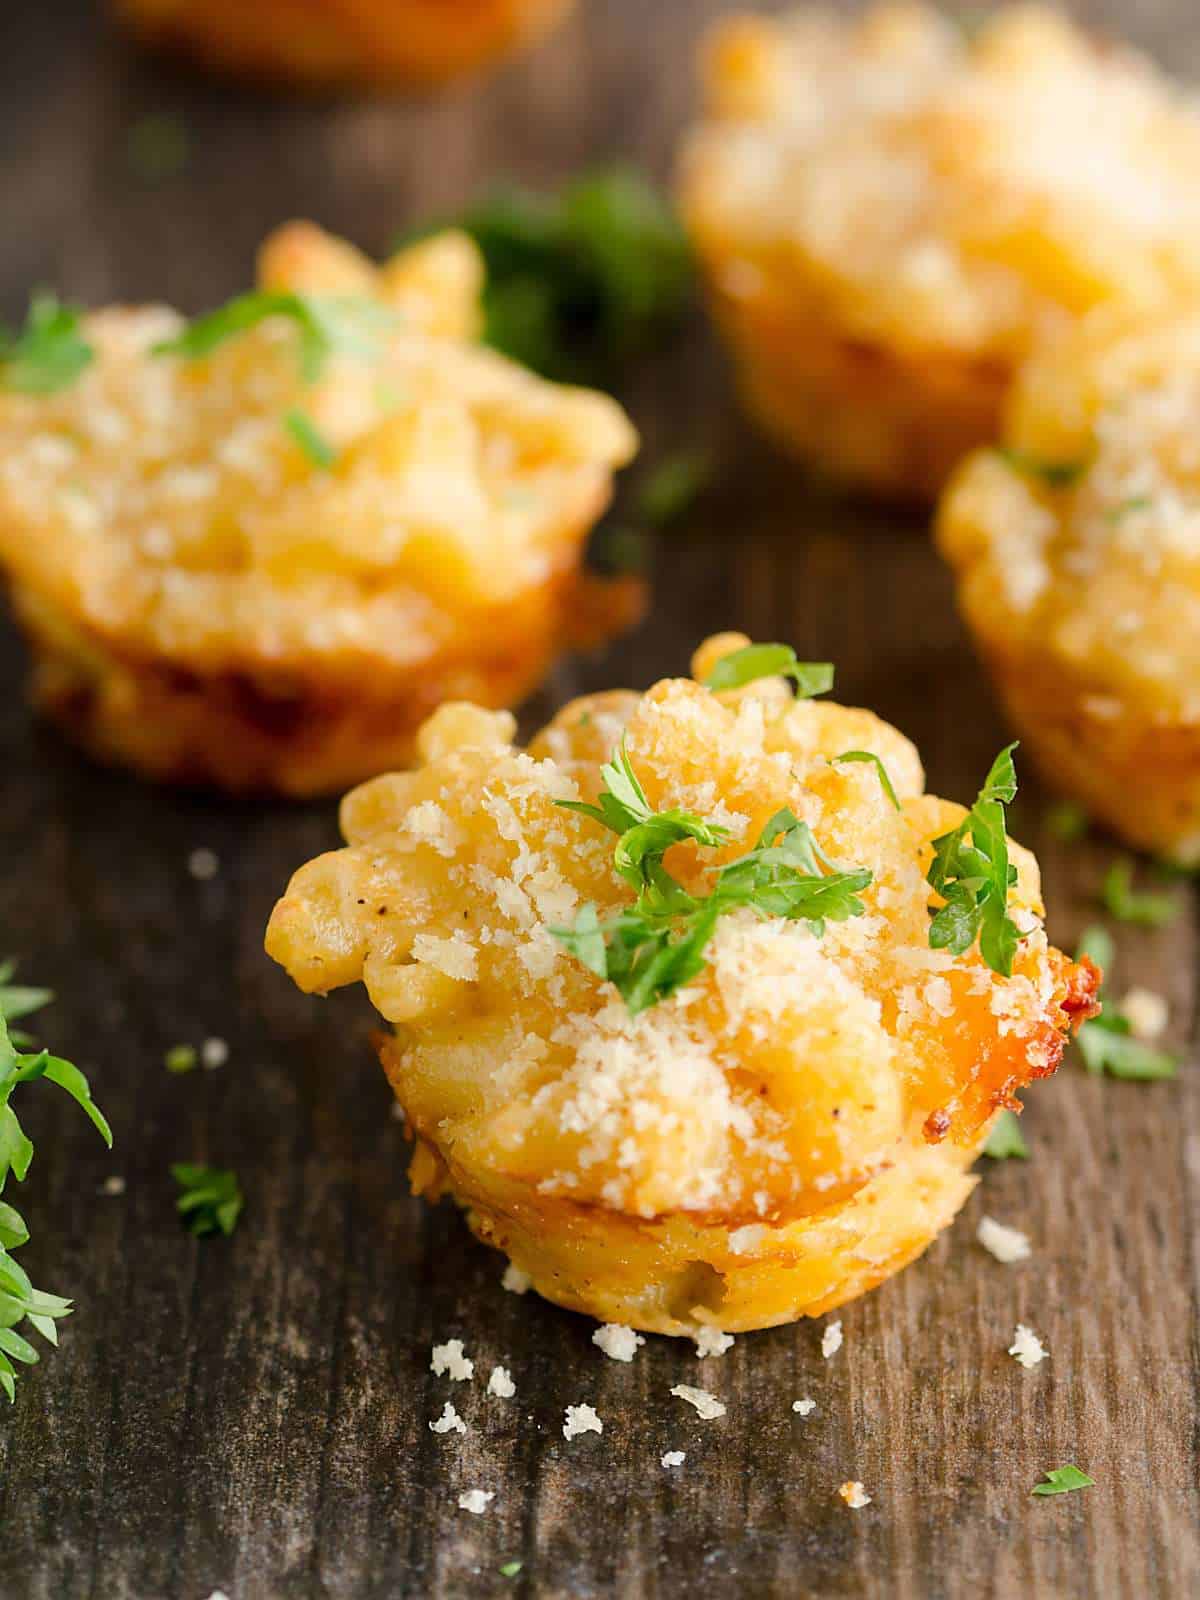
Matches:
[266,633,1097,1334]
[113,0,573,89]
[0,221,638,795]
[937,306,1200,862]
[679,4,1200,499]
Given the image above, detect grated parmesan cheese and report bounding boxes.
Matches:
[977,1215,1032,1264]
[487,1365,516,1399]
[792,1397,816,1416]
[692,1326,735,1358]
[430,1401,467,1435]
[458,1489,494,1515]
[563,1404,603,1440]
[502,1263,532,1295]
[821,1320,843,1359]
[1009,1323,1048,1369]
[1122,986,1168,1041]
[201,1036,229,1070]
[592,1323,646,1363]
[661,1450,686,1468]
[670,1385,726,1420]
[430,1339,474,1382]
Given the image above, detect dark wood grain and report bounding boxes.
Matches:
[1,2,1198,1596]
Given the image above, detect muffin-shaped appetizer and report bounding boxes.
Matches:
[0,223,638,795]
[266,634,1098,1334]
[938,307,1200,863]
[113,0,572,89]
[678,3,1200,500]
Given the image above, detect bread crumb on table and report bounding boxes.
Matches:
[563,1404,603,1440]
[661,1450,686,1468]
[839,1481,872,1510]
[1009,1323,1048,1369]
[978,1215,1032,1264]
[1122,987,1168,1041]
[670,1385,726,1420]
[430,1401,467,1435]
[821,1320,843,1359]
[692,1326,735,1358]
[458,1489,494,1515]
[502,1263,532,1295]
[592,1323,645,1362]
[487,1365,516,1399]
[431,1339,474,1381]
[792,1397,816,1416]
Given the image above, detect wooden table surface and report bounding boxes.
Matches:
[2,2,1199,1596]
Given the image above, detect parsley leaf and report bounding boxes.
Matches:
[704,644,834,698]
[164,1043,198,1075]
[499,1561,523,1579]
[0,968,111,1402]
[982,1109,1028,1160]
[549,747,871,1014]
[1045,801,1088,843]
[285,409,338,470]
[637,450,712,528]
[0,293,94,394]
[995,447,1089,488]
[1032,1465,1094,1497]
[1073,926,1177,1081]
[833,751,901,811]
[927,744,1023,977]
[1100,857,1177,928]
[153,292,396,382]
[171,1164,244,1238]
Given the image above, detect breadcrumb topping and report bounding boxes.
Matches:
[661,1450,686,1468]
[792,1397,816,1417]
[458,1489,494,1515]
[563,1404,603,1440]
[692,1327,735,1358]
[431,1339,474,1382]
[821,1321,844,1359]
[430,1402,467,1435]
[1009,1323,1048,1368]
[670,1385,726,1420]
[977,1216,1032,1264]
[592,1324,646,1363]
[487,1366,516,1399]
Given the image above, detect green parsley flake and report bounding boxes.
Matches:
[164,1043,199,1075]
[927,744,1023,977]
[995,447,1089,488]
[1032,1465,1094,1497]
[285,409,338,470]
[982,1109,1028,1160]
[704,643,833,698]
[1100,857,1178,927]
[549,743,871,1014]
[1073,927,1177,1082]
[171,1164,244,1238]
[0,292,94,395]
[153,291,396,383]
[499,1562,523,1579]
[637,450,712,528]
[1045,801,1088,843]
[833,751,901,811]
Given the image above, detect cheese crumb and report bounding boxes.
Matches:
[1009,1323,1048,1369]
[563,1404,603,1440]
[821,1320,843,1359]
[201,1036,229,1070]
[458,1489,494,1515]
[1122,986,1169,1041]
[978,1215,1032,1264]
[431,1339,474,1381]
[839,1481,872,1510]
[502,1262,532,1295]
[670,1385,726,1420]
[99,1175,126,1196]
[430,1401,467,1435]
[187,847,220,880]
[487,1365,516,1399]
[792,1397,816,1416]
[692,1326,735,1358]
[661,1450,686,1468]
[592,1323,645,1363]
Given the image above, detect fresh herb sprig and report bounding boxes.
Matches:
[982,1109,1028,1160]
[0,293,94,395]
[0,971,111,1403]
[833,751,901,811]
[171,1164,244,1238]
[1100,858,1178,928]
[1032,1465,1094,1497]
[153,292,396,382]
[1074,925,1177,1081]
[285,409,338,470]
[550,744,872,1014]
[927,744,1023,977]
[703,644,833,698]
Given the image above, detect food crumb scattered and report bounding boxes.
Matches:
[978,1215,1032,1264]
[792,1397,816,1416]
[821,1320,843,1359]
[188,848,220,881]
[502,1263,532,1295]
[839,1480,871,1510]
[563,1404,603,1440]
[1122,987,1168,1041]
[458,1489,494,1515]
[1009,1323,1048,1369]
[592,1323,645,1362]
[430,1401,467,1435]
[431,1339,474,1381]
[201,1036,229,1070]
[99,1175,126,1196]
[670,1385,726,1420]
[692,1326,735,1358]
[488,1365,516,1399]
[661,1450,686,1468]
[390,1100,407,1123]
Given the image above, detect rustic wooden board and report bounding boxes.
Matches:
[1,2,1198,1596]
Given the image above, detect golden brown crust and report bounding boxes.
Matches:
[113,0,573,88]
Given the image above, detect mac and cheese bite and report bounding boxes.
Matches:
[266,634,1097,1334]
[0,223,638,795]
[939,307,1200,863]
[113,0,573,88]
[678,4,1200,499]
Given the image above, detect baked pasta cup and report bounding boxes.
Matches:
[0,223,639,796]
[266,633,1097,1334]
[938,307,1200,863]
[113,0,572,89]
[678,3,1200,500]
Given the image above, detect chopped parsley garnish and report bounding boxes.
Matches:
[550,744,871,1014]
[0,292,94,394]
[833,751,901,811]
[637,450,712,528]
[1032,1465,1094,1497]
[164,1043,198,1075]
[171,1164,244,1238]
[499,1562,523,1579]
[703,644,834,698]
[1100,857,1178,928]
[125,111,190,183]
[982,1109,1028,1160]
[995,447,1089,488]
[1074,925,1177,1081]
[408,168,692,383]
[1045,801,1088,843]
[285,409,338,470]
[927,744,1023,977]
[0,967,111,1402]
[153,292,396,382]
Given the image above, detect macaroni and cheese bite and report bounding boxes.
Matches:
[678,3,1200,500]
[0,223,638,795]
[113,0,573,88]
[265,634,1097,1334]
[938,307,1200,864]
